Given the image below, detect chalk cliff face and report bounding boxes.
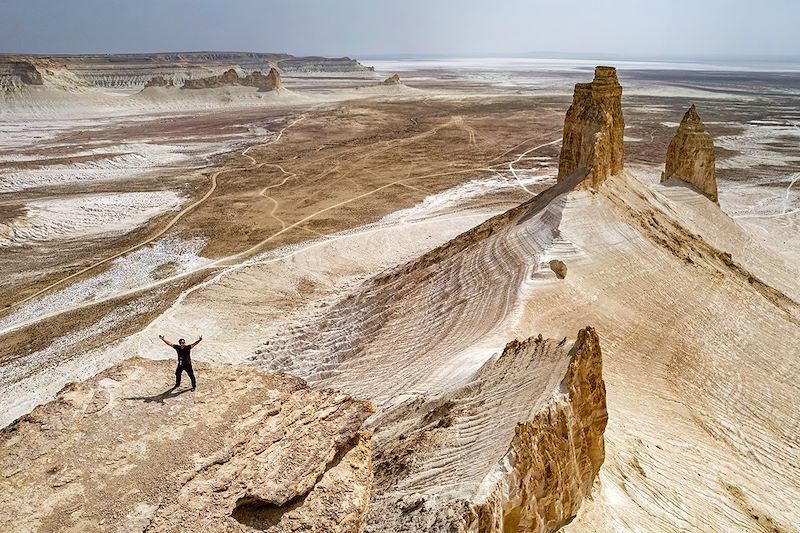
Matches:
[10,61,44,85]
[358,328,607,532]
[661,105,718,203]
[557,66,624,188]
[0,358,374,532]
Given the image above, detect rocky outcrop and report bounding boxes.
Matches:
[365,327,607,532]
[244,67,282,90]
[182,67,282,91]
[0,60,45,90]
[549,259,567,279]
[382,74,401,85]
[143,75,173,88]
[661,105,718,203]
[557,66,624,189]
[0,358,374,532]
[10,61,44,85]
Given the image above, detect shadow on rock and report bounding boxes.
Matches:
[123,387,190,404]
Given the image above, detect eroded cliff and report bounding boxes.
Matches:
[365,327,607,532]
[557,66,624,189]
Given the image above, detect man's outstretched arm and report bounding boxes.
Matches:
[192,336,203,348]
[158,335,173,346]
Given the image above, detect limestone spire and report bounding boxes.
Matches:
[661,105,718,203]
[557,66,624,188]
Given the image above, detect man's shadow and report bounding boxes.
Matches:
[123,387,190,404]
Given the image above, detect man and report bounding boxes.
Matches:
[159,334,202,391]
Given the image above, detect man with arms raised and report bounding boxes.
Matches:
[159,334,202,391]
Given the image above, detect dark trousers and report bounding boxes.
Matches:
[175,363,196,388]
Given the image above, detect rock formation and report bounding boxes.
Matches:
[143,75,173,88]
[549,259,567,279]
[0,358,374,532]
[182,67,282,91]
[244,67,282,90]
[365,327,607,531]
[557,66,624,188]
[661,105,718,203]
[382,74,401,85]
[10,60,44,85]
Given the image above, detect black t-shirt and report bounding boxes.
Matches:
[173,344,192,365]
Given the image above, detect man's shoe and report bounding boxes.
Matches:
[190,387,196,392]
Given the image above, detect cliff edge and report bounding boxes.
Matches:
[0,358,374,532]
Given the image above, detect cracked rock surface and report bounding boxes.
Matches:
[0,357,374,532]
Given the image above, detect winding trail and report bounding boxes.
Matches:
[5,116,306,311]
[6,168,228,310]
[782,172,800,215]
[508,138,562,194]
[1,126,563,335]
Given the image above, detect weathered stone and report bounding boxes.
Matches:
[365,327,607,532]
[182,67,282,91]
[661,105,718,203]
[143,75,172,88]
[0,358,374,532]
[382,74,401,85]
[11,60,44,85]
[549,259,567,279]
[557,66,624,189]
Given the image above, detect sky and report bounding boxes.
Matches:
[0,0,798,60]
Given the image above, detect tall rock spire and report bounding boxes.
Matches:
[661,105,718,203]
[557,66,624,188]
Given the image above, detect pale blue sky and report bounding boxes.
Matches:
[0,0,797,59]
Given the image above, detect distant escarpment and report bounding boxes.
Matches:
[0,52,373,90]
[661,105,718,203]
[182,67,282,91]
[557,66,624,189]
[277,56,375,75]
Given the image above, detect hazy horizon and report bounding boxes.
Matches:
[1,0,798,61]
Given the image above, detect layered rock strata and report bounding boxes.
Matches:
[0,358,374,532]
[182,67,282,91]
[661,105,718,203]
[365,327,607,532]
[0,52,373,89]
[557,66,624,188]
